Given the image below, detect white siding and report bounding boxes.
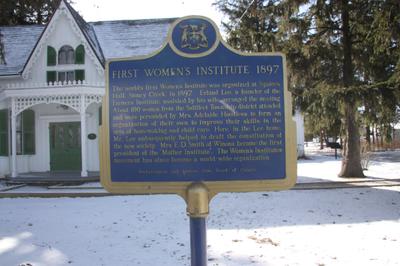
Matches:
[294,110,305,157]
[86,103,101,171]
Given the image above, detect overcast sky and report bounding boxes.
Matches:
[71,0,225,30]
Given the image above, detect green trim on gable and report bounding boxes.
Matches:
[47,71,57,83]
[47,46,57,66]
[22,109,35,155]
[99,106,102,126]
[75,44,85,64]
[75,69,85,81]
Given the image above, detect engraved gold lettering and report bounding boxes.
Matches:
[110,66,285,177]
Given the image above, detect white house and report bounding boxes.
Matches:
[0,0,173,178]
[0,1,305,179]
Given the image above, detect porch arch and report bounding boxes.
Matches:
[10,93,103,178]
[12,94,103,116]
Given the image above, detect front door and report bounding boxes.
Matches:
[49,122,82,171]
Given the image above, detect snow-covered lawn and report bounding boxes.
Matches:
[1,149,399,266]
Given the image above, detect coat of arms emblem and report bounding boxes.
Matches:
[180,24,208,50]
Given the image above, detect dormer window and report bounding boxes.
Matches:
[46,44,85,84]
[58,45,75,64]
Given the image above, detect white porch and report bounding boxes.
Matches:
[0,81,104,178]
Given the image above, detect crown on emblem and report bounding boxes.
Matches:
[180,23,209,50]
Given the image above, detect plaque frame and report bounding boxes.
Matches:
[100,16,297,200]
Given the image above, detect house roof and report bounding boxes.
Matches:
[0,1,175,76]
[91,19,174,60]
[0,25,44,76]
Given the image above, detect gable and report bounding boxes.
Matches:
[22,0,104,80]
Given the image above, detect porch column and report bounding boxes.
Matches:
[80,95,88,177]
[10,98,17,178]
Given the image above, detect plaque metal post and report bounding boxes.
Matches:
[186,183,209,266]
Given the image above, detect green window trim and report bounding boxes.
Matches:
[15,109,35,155]
[47,71,57,83]
[75,69,85,81]
[75,44,85,64]
[0,109,8,156]
[22,109,35,155]
[0,109,36,156]
[47,46,56,66]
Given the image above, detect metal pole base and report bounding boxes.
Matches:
[186,183,209,266]
[190,217,207,266]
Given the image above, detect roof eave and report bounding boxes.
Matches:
[0,73,21,78]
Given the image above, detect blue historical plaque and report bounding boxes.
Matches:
[101,16,297,195]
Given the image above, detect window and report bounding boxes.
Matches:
[58,71,75,83]
[0,109,8,156]
[58,45,75,64]
[47,70,85,83]
[16,109,35,155]
[0,109,35,156]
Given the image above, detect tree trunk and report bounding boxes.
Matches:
[339,101,365,177]
[372,126,375,145]
[338,0,365,177]
[320,129,324,150]
[365,126,371,145]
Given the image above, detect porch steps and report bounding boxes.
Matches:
[4,171,99,186]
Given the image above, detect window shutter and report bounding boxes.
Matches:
[99,106,102,126]
[47,46,56,66]
[47,71,57,83]
[0,109,8,156]
[75,69,85,81]
[75,44,85,64]
[22,109,35,155]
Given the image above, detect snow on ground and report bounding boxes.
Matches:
[300,143,400,182]
[0,146,399,266]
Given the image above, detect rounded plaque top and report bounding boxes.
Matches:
[169,16,220,58]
